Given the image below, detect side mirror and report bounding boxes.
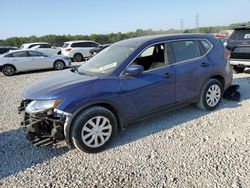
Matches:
[52,46,56,49]
[124,65,144,77]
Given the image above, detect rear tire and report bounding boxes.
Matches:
[73,53,84,62]
[233,66,245,74]
[71,106,118,153]
[197,79,223,111]
[2,65,16,76]
[53,60,65,70]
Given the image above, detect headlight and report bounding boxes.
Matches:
[25,99,62,114]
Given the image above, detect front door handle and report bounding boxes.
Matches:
[200,62,210,67]
[163,72,173,78]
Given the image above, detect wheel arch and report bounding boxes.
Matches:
[64,101,125,145]
[54,59,66,65]
[2,63,17,71]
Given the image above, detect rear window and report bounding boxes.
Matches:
[63,43,69,48]
[230,30,250,41]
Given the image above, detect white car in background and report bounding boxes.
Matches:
[21,42,61,55]
[61,40,100,62]
[0,50,71,76]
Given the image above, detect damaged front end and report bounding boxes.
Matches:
[18,99,71,147]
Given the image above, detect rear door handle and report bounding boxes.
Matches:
[201,62,210,67]
[163,72,173,78]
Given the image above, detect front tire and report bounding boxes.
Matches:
[2,65,16,76]
[197,79,223,111]
[71,106,118,153]
[53,60,65,70]
[233,66,245,74]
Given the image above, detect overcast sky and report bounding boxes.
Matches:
[1,0,250,39]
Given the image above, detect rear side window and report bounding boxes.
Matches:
[71,42,98,48]
[28,51,43,56]
[40,44,51,48]
[170,40,202,63]
[230,30,250,41]
[71,42,87,48]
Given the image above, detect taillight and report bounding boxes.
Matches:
[224,48,231,60]
[65,48,71,52]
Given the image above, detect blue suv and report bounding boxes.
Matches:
[19,34,232,153]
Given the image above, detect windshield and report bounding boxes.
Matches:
[77,46,135,76]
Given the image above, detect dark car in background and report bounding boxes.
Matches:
[0,46,19,54]
[19,34,232,153]
[89,44,111,57]
[227,25,250,73]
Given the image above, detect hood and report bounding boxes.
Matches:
[22,69,98,100]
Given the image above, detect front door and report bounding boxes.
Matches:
[119,43,176,121]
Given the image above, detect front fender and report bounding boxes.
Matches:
[63,100,125,146]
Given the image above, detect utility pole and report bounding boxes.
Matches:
[195,13,199,32]
[180,19,184,32]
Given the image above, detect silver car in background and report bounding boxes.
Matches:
[0,50,71,76]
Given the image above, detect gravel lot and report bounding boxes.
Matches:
[0,67,249,188]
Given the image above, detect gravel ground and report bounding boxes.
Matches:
[0,67,249,188]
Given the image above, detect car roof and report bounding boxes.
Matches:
[22,42,49,45]
[65,40,97,43]
[113,33,212,47]
[5,49,41,54]
[234,25,250,30]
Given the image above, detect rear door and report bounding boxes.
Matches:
[27,50,53,69]
[167,39,212,103]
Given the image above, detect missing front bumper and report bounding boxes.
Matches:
[19,100,71,147]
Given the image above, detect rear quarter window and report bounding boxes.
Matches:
[199,40,212,55]
[63,43,69,48]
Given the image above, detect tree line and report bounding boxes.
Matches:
[1,21,249,47]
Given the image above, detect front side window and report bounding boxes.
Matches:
[131,43,166,71]
[170,40,201,63]
[77,46,134,75]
